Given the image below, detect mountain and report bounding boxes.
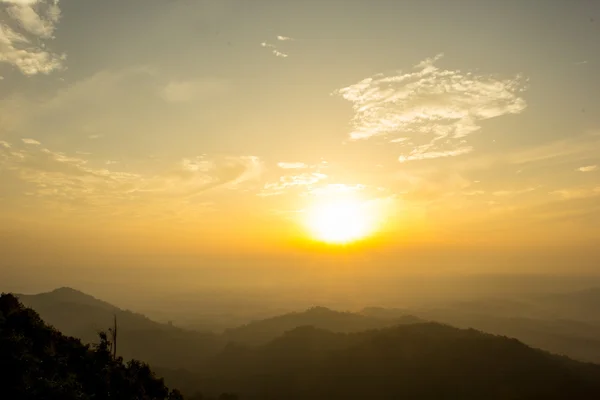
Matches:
[407,291,600,364]
[537,288,600,322]
[0,293,186,400]
[14,288,223,370]
[195,323,600,399]
[360,306,423,321]
[9,288,600,399]
[221,305,423,345]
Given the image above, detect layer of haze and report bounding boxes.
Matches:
[1,0,600,299]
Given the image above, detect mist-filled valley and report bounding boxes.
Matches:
[5,275,600,399]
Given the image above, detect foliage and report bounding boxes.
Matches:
[0,293,187,400]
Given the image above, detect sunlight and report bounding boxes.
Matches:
[304,197,375,244]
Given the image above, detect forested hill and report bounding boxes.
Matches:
[0,293,235,400]
[222,305,423,345]
[15,287,222,370]
[171,324,600,400]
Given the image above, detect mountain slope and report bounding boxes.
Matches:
[222,305,422,345]
[14,288,223,370]
[0,293,185,400]
[201,323,600,400]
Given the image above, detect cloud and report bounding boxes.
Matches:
[88,134,103,140]
[336,54,527,161]
[399,147,473,163]
[260,172,327,196]
[308,183,366,197]
[161,78,230,103]
[21,138,40,145]
[578,165,597,172]
[5,0,60,38]
[396,170,472,203]
[261,41,288,58]
[277,35,294,41]
[272,50,288,58]
[277,162,308,169]
[0,0,65,75]
[0,140,262,216]
[506,132,600,165]
[492,186,539,197]
[550,186,600,200]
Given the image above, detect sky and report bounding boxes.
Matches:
[1,0,600,285]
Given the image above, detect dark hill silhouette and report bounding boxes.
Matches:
[222,305,423,345]
[18,287,119,311]
[197,323,600,399]
[9,288,600,399]
[0,293,187,400]
[15,288,223,370]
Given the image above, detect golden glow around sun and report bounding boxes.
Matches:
[304,197,375,244]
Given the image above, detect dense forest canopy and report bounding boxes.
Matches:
[0,293,234,400]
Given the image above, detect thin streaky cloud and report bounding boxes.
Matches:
[260,172,327,196]
[551,186,600,200]
[277,162,308,169]
[398,147,473,163]
[578,165,597,172]
[261,41,289,58]
[161,78,230,103]
[272,50,288,58]
[0,139,263,216]
[277,35,294,41]
[22,138,41,145]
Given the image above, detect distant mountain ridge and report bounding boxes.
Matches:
[9,287,600,399]
[17,287,118,310]
[190,323,600,399]
[222,305,424,345]
[13,287,222,370]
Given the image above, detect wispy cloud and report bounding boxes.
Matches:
[261,41,289,58]
[277,162,308,169]
[260,172,327,196]
[277,35,294,41]
[0,0,65,75]
[578,165,597,172]
[336,54,527,162]
[21,138,40,145]
[398,147,473,163]
[261,42,275,48]
[506,132,600,165]
[492,186,539,197]
[161,78,230,103]
[308,183,366,197]
[88,134,103,140]
[551,186,600,200]
[0,140,262,216]
[272,50,288,58]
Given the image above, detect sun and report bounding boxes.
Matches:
[304,197,374,244]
